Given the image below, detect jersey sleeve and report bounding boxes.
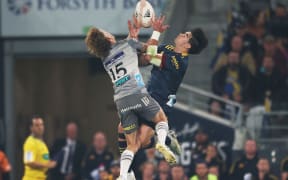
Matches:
[157,45,185,71]
[127,39,143,51]
[23,140,37,163]
[157,45,166,53]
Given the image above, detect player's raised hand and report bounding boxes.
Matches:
[128,16,141,39]
[152,15,169,33]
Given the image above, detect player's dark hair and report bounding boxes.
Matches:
[188,28,208,54]
[29,114,43,127]
[85,27,111,59]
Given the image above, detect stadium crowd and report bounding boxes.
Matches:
[1,120,288,180]
[210,1,288,119]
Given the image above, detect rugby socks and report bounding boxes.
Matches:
[120,149,134,179]
[155,121,169,145]
[118,140,127,154]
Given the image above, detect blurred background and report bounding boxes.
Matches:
[0,0,288,179]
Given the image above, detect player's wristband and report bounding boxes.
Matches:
[151,31,160,41]
[150,56,162,67]
[147,45,158,56]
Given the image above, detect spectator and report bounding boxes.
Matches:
[257,35,288,77]
[204,145,225,178]
[274,3,287,17]
[251,56,287,105]
[274,38,288,78]
[256,157,278,180]
[229,139,259,180]
[49,122,86,180]
[280,156,288,180]
[214,35,256,75]
[192,128,210,160]
[131,148,158,179]
[212,51,251,103]
[155,159,170,180]
[190,161,217,180]
[140,161,155,180]
[82,131,114,180]
[185,129,210,177]
[0,150,11,180]
[109,160,120,180]
[22,115,57,180]
[171,164,187,180]
[242,10,267,59]
[208,166,219,178]
[269,3,288,39]
[208,100,224,118]
[98,166,112,180]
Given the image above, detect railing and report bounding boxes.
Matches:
[177,83,244,127]
[245,110,288,142]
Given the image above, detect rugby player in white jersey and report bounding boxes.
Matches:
[85,17,175,180]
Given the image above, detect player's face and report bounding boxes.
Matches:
[99,29,116,44]
[31,118,44,137]
[174,32,192,47]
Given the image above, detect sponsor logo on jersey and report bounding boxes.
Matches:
[104,51,125,66]
[115,75,130,87]
[123,124,137,131]
[42,153,49,160]
[141,96,150,106]
[120,104,142,113]
[171,56,179,70]
[135,73,145,87]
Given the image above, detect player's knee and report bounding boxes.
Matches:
[127,143,140,153]
[153,109,167,123]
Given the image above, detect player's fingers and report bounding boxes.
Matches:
[133,15,141,29]
[160,15,166,24]
[128,20,133,30]
[162,24,169,30]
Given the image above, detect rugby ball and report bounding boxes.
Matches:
[134,0,155,28]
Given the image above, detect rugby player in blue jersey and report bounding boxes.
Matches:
[117,27,208,168]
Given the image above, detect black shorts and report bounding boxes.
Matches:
[115,93,161,134]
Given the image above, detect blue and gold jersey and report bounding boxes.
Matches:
[147,44,189,114]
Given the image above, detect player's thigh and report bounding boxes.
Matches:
[152,108,167,123]
[115,97,140,135]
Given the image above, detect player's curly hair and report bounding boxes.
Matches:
[188,28,208,54]
[85,27,111,58]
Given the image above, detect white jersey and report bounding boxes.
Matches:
[103,39,147,100]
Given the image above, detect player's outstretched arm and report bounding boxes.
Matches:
[127,16,141,39]
[139,16,168,66]
[146,15,169,45]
